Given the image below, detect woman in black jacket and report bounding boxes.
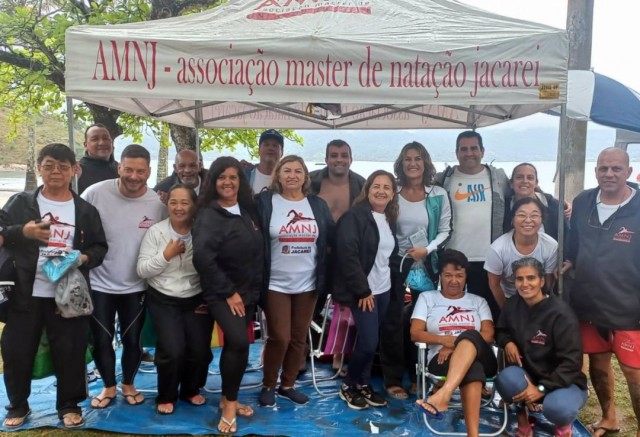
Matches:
[0,143,107,429]
[333,170,399,410]
[495,257,587,437]
[192,157,263,435]
[255,155,333,408]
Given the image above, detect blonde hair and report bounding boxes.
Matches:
[268,155,311,195]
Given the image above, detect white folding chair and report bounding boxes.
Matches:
[415,342,508,437]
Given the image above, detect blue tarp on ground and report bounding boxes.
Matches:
[0,343,591,436]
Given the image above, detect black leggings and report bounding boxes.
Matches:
[90,290,146,387]
[208,301,255,401]
[427,330,497,386]
[147,288,213,404]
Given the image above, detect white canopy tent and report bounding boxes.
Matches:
[65,0,568,130]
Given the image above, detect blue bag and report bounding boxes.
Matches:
[401,254,435,293]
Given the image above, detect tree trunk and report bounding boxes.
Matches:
[157,131,169,181]
[86,103,123,142]
[25,125,37,191]
[169,124,197,151]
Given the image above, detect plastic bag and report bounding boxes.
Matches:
[43,250,82,283]
[401,254,435,292]
[55,268,93,318]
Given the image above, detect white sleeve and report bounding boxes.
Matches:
[483,243,504,275]
[543,238,559,274]
[136,226,170,279]
[410,292,430,322]
[426,187,452,254]
[477,296,493,322]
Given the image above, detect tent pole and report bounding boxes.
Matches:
[557,103,568,296]
[66,97,79,193]
[195,100,202,161]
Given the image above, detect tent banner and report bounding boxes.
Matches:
[66,0,567,106]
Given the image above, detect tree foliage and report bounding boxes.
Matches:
[0,0,302,156]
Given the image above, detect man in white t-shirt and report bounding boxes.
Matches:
[435,131,509,320]
[245,129,284,193]
[81,144,166,409]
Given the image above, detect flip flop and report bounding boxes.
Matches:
[3,410,31,428]
[122,392,145,405]
[416,400,444,420]
[217,415,237,434]
[62,412,85,429]
[385,385,409,400]
[90,395,115,409]
[587,423,621,437]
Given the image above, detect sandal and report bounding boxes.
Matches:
[121,391,145,405]
[218,415,237,434]
[219,401,254,418]
[555,424,573,437]
[385,385,408,400]
[90,395,115,409]
[62,412,84,429]
[587,422,621,437]
[516,422,534,437]
[3,410,31,428]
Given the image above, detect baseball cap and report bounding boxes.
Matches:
[259,129,284,148]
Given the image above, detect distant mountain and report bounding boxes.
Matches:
[115,113,640,163]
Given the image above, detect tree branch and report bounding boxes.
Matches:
[0,50,65,89]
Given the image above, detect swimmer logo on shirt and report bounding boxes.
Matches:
[138,216,154,229]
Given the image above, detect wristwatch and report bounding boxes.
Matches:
[537,384,546,394]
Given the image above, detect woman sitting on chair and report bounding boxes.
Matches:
[332,170,399,410]
[412,249,496,437]
[495,257,586,437]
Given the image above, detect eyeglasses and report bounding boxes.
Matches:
[40,163,72,172]
[588,202,622,231]
[514,213,542,221]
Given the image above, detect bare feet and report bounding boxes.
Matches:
[186,394,206,406]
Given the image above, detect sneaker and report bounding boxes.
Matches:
[277,387,309,405]
[359,385,387,407]
[259,387,276,407]
[339,384,368,410]
[141,350,155,365]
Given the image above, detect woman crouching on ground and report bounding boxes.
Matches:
[495,257,586,437]
[412,249,496,437]
[332,170,399,410]
[193,157,264,434]
[137,184,213,415]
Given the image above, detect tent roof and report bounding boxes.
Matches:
[65,0,568,129]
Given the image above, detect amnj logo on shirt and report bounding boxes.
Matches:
[453,183,487,202]
[138,216,154,229]
[530,330,548,346]
[613,226,634,243]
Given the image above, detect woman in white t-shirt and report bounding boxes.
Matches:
[255,155,334,407]
[411,249,496,436]
[484,197,558,308]
[137,184,212,416]
[332,170,399,410]
[382,141,452,400]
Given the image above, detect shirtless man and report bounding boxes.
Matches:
[309,139,365,372]
[310,139,365,221]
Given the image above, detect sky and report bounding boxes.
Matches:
[457,0,640,133]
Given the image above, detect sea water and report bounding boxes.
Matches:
[1,161,639,194]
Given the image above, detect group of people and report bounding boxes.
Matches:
[0,125,638,437]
